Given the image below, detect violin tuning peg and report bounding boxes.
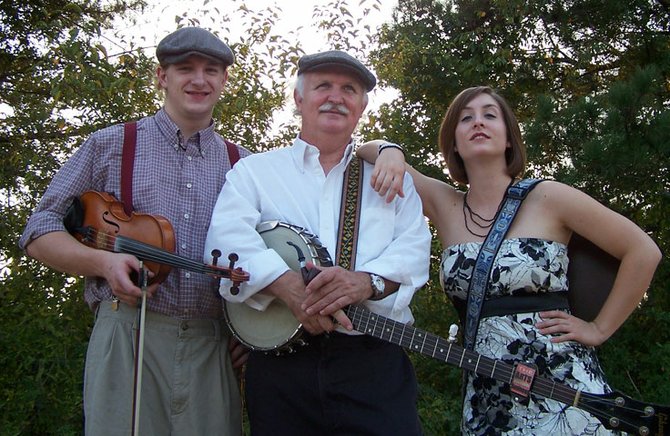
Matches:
[209,249,224,299]
[228,253,239,268]
[227,253,242,295]
[210,249,222,266]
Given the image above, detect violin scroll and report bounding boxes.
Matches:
[209,250,249,295]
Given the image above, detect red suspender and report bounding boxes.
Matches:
[120,122,240,216]
[121,122,137,216]
[225,139,240,167]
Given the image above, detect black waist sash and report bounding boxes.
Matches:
[452,290,569,322]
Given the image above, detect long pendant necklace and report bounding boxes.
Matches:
[462,181,512,238]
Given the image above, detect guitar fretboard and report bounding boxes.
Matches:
[344,304,578,406]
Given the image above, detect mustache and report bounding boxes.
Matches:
[319,102,350,115]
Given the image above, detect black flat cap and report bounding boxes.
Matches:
[298,50,376,91]
[156,27,234,67]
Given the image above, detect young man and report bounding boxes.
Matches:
[204,50,431,435]
[20,27,249,435]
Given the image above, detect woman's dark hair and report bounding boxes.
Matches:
[438,86,526,185]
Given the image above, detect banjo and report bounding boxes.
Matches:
[223,221,669,435]
[223,221,333,352]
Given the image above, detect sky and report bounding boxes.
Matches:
[125,0,398,54]
[108,0,400,112]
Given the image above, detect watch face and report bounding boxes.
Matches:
[372,274,384,293]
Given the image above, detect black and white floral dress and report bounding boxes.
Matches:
[440,238,616,435]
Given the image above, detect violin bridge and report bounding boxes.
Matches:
[96,231,109,250]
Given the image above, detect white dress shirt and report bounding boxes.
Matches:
[204,137,431,327]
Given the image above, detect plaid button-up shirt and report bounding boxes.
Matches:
[20,108,250,319]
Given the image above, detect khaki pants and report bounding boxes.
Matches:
[83,301,242,436]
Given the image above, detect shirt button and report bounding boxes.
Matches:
[186,183,192,189]
[181,243,187,249]
[187,156,193,161]
[184,213,190,219]
[185,272,191,279]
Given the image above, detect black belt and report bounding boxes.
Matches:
[304,331,389,350]
[453,291,570,323]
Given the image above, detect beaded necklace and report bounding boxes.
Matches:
[462,180,512,238]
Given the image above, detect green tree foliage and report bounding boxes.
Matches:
[369,0,670,433]
[1,2,152,433]
[0,0,307,433]
[5,0,668,434]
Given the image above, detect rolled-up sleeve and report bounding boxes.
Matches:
[19,134,101,249]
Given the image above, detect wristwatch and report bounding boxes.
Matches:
[369,273,385,300]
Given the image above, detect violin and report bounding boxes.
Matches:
[64,191,249,290]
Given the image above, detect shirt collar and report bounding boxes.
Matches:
[155,108,217,155]
[291,135,356,173]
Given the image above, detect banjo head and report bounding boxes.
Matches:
[224,298,302,351]
[223,221,332,352]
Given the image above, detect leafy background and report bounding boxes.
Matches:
[1,0,668,434]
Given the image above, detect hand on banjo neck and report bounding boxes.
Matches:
[286,240,353,332]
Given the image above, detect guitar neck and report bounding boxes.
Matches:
[345,305,577,404]
[345,304,669,434]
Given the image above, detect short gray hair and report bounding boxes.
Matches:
[295,74,305,98]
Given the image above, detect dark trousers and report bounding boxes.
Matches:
[245,332,423,436]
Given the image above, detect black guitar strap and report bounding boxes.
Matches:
[463,178,543,350]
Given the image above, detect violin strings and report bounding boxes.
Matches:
[81,227,229,278]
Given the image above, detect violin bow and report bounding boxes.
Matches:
[131,263,149,436]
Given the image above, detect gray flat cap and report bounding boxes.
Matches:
[298,50,376,91]
[156,27,234,67]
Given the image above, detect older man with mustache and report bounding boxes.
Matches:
[204,50,431,435]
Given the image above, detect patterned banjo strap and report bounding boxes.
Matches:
[335,157,363,269]
[463,178,544,350]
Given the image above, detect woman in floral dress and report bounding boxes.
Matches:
[357,86,661,435]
